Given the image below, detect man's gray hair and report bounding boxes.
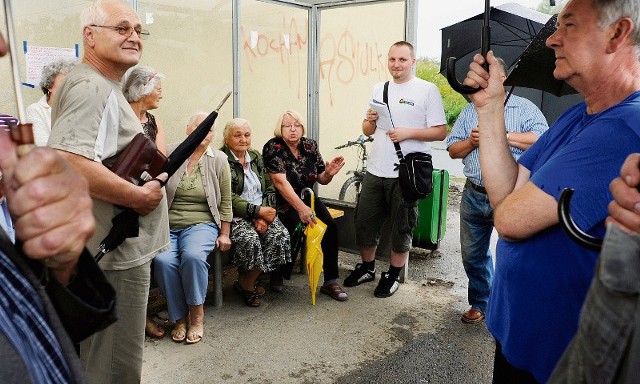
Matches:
[188,112,209,127]
[80,0,123,27]
[39,58,77,96]
[122,65,165,102]
[595,0,640,53]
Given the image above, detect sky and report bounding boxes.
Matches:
[416,0,544,59]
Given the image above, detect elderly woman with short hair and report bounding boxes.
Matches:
[26,58,77,146]
[221,118,291,307]
[262,110,348,301]
[154,112,232,344]
[123,65,168,155]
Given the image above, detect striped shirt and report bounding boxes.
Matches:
[446,94,549,186]
[0,240,72,383]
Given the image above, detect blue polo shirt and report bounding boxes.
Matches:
[487,91,640,382]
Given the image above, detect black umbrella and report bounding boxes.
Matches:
[502,15,583,125]
[505,15,577,97]
[443,1,550,94]
[95,91,232,262]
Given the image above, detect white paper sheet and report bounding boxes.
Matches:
[369,99,394,131]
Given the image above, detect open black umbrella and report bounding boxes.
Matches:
[505,15,577,97]
[443,1,550,94]
[95,92,232,261]
[503,15,583,125]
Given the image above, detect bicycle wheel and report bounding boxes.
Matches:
[339,176,362,203]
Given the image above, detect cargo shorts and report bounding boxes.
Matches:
[354,172,418,253]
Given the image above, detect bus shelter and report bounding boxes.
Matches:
[0,0,417,200]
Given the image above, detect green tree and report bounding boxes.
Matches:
[416,58,468,129]
[536,0,566,15]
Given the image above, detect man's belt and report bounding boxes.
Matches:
[466,179,487,194]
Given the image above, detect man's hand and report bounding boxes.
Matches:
[0,129,95,284]
[607,153,640,233]
[387,127,416,143]
[464,51,507,110]
[470,127,480,147]
[133,173,168,216]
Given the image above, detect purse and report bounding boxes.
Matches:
[109,132,168,186]
[383,81,433,201]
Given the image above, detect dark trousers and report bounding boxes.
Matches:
[275,198,339,282]
[493,342,539,384]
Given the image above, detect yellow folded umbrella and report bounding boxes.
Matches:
[301,188,326,305]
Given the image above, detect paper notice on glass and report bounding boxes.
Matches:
[369,99,393,131]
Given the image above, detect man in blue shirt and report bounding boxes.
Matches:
[0,29,98,382]
[463,0,640,381]
[446,57,548,325]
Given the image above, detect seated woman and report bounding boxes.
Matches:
[221,118,291,307]
[122,65,168,155]
[26,58,76,146]
[154,112,232,344]
[262,110,347,302]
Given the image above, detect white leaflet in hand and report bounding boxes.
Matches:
[369,99,394,131]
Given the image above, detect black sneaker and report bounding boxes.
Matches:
[374,272,400,298]
[344,263,376,287]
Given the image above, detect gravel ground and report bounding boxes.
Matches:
[142,180,496,384]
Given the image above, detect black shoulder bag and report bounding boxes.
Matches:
[383,81,433,201]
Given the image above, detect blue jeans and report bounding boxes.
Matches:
[153,222,219,321]
[460,184,494,313]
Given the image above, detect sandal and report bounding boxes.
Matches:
[233,281,261,307]
[186,323,204,344]
[234,280,265,296]
[145,316,165,339]
[320,282,348,302]
[171,323,187,343]
[255,282,266,296]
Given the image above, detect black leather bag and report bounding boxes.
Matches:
[383,81,433,202]
[109,132,167,186]
[397,151,433,201]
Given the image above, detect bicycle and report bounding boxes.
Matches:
[335,135,373,203]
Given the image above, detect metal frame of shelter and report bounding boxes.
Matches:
[129,0,417,142]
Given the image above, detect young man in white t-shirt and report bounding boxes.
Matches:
[344,41,447,297]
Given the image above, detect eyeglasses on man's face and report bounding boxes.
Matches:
[91,25,150,40]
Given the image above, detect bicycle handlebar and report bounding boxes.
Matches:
[334,135,374,149]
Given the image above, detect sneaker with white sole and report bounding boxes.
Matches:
[343,263,376,287]
[374,272,399,298]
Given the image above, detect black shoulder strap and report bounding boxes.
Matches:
[383,81,403,161]
[383,81,389,105]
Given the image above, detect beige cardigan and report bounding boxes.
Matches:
[165,145,233,227]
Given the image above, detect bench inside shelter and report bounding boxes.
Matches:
[207,205,345,307]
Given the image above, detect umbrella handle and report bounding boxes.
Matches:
[300,187,315,212]
[446,58,482,95]
[557,188,603,251]
[446,0,491,95]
